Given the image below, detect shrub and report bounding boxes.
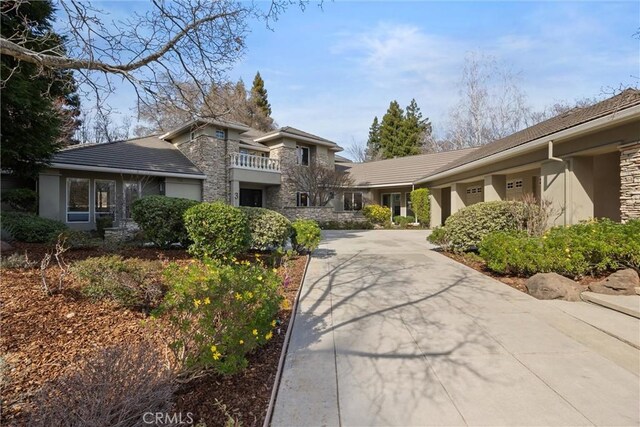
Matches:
[394,215,415,227]
[56,229,102,249]
[158,258,282,375]
[1,188,38,213]
[291,219,321,253]
[29,344,176,427]
[0,212,67,243]
[0,253,36,269]
[131,195,199,248]
[427,227,449,248]
[71,255,164,311]
[183,202,250,259]
[317,220,373,230]
[410,188,430,225]
[239,207,291,251]
[362,204,391,225]
[479,219,640,278]
[432,201,523,252]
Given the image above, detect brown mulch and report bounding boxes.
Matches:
[442,251,601,294]
[0,243,307,426]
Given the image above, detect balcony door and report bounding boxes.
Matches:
[240,188,263,207]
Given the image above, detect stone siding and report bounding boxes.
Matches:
[266,145,298,209]
[281,206,367,223]
[620,141,640,221]
[176,135,238,203]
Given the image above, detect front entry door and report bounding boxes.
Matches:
[239,189,263,207]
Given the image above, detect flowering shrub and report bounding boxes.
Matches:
[239,207,291,251]
[291,219,321,253]
[362,204,391,225]
[183,202,250,259]
[158,258,282,375]
[132,195,199,248]
[479,219,640,278]
[71,256,164,311]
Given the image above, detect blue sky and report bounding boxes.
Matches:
[88,1,640,148]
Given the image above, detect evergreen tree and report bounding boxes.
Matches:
[1,0,80,177]
[250,71,272,117]
[366,116,381,160]
[402,98,432,155]
[379,101,407,159]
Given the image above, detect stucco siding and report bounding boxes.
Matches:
[165,177,202,201]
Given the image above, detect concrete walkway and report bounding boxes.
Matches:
[271,230,640,426]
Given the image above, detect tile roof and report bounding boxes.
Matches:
[343,148,477,187]
[424,89,640,179]
[52,135,204,176]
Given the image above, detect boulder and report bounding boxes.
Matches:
[526,273,582,301]
[588,269,639,295]
[0,240,13,252]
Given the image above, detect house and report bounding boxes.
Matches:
[416,89,640,227]
[38,120,346,229]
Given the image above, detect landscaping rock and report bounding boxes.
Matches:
[525,273,582,301]
[588,269,639,295]
[0,240,13,252]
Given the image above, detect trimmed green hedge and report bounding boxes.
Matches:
[291,219,321,253]
[183,202,250,259]
[239,207,291,251]
[131,196,199,248]
[479,219,640,278]
[409,188,430,224]
[1,212,67,243]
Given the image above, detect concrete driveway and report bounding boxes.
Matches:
[271,230,640,426]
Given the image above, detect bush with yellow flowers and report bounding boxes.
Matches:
[157,257,282,375]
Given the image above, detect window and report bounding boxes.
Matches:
[515,179,523,188]
[507,181,514,189]
[215,129,226,139]
[344,192,363,211]
[66,178,90,222]
[296,192,310,207]
[95,180,116,222]
[296,146,310,166]
[123,181,141,219]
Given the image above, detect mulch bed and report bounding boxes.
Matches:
[0,243,307,426]
[442,251,601,294]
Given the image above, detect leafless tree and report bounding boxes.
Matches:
[445,52,531,149]
[345,138,368,163]
[0,0,309,117]
[290,163,354,207]
[75,109,133,144]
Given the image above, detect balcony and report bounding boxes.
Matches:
[230,152,281,172]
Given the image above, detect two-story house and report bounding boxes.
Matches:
[37,119,346,230]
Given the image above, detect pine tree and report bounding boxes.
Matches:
[250,71,272,117]
[1,0,81,177]
[366,116,381,160]
[402,98,432,155]
[379,101,407,159]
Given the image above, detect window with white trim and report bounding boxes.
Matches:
[95,180,116,222]
[66,178,90,222]
[343,192,363,211]
[215,129,226,139]
[123,181,141,219]
[296,192,310,207]
[296,146,310,166]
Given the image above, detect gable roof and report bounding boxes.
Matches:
[160,118,250,140]
[343,148,477,187]
[51,135,206,179]
[421,89,640,182]
[254,126,343,151]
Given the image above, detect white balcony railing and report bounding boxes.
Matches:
[230,152,281,172]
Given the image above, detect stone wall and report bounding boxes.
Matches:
[620,141,640,222]
[176,135,238,203]
[266,144,298,210]
[281,206,366,223]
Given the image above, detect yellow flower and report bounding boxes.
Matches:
[272,268,278,273]
[194,299,202,308]
[239,340,244,345]
[246,291,254,299]
[204,297,211,305]
[257,276,263,281]
[542,235,547,240]
[235,293,243,300]
[212,351,221,360]
[265,331,273,340]
[210,344,217,353]
[252,329,258,336]
[271,319,277,327]
[565,248,570,253]
[255,254,261,258]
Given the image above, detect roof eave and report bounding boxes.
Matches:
[415,103,640,184]
[160,119,250,140]
[49,162,207,180]
[255,131,341,150]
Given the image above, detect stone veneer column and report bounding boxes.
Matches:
[266,144,298,210]
[620,141,640,222]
